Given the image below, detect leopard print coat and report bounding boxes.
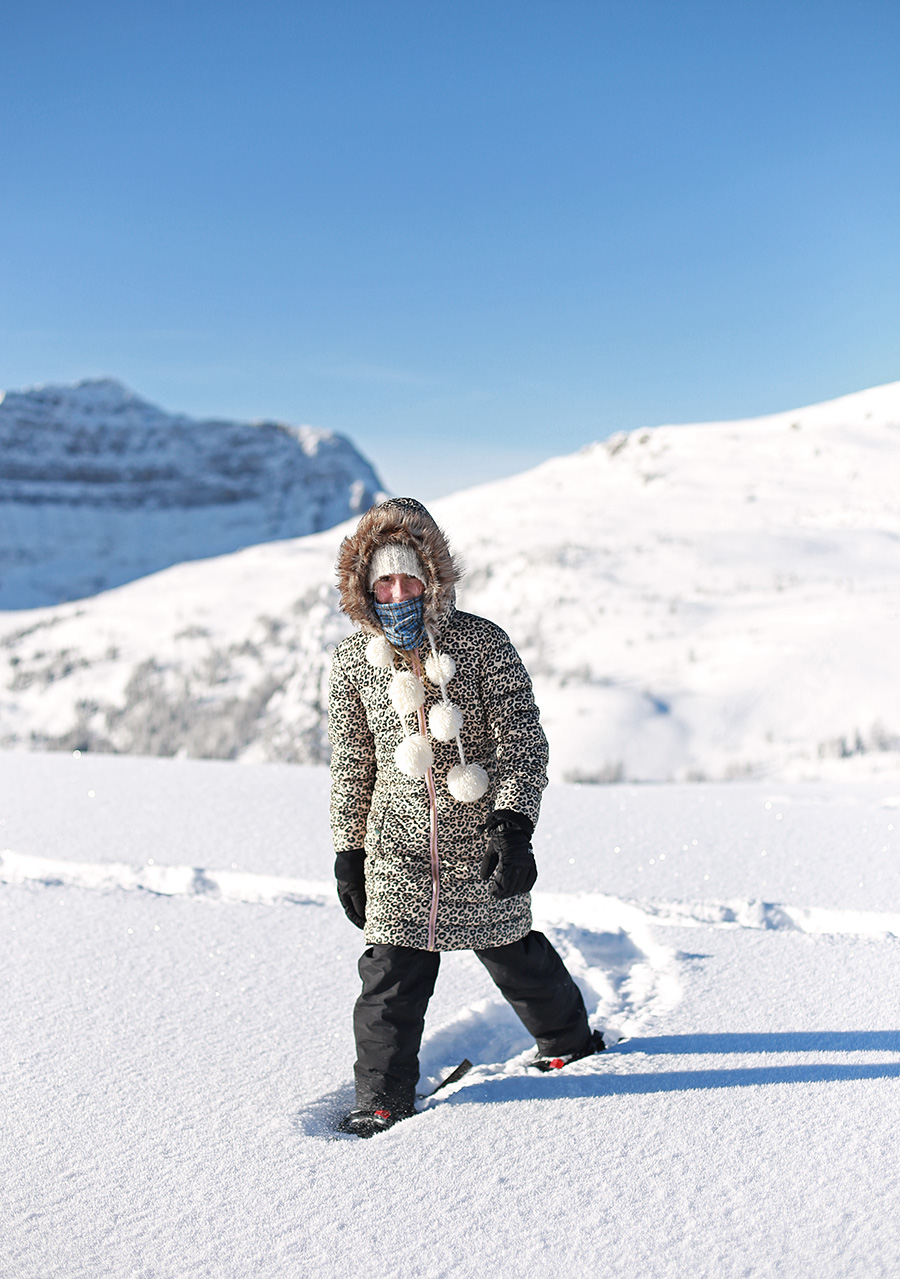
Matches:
[329,499,549,951]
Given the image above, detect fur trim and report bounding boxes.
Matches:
[336,498,461,632]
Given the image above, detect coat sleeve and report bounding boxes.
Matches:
[328,643,377,853]
[479,626,549,828]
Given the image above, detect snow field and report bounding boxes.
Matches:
[2,751,900,1277]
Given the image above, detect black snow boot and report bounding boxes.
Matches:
[527,1028,606,1072]
[335,1105,414,1139]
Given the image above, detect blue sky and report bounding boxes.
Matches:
[2,1,898,497]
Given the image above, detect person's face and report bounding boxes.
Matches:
[373,573,425,604]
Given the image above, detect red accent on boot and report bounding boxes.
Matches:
[549,1058,565,1070]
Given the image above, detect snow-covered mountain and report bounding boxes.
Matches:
[0,378,384,608]
[1,379,899,782]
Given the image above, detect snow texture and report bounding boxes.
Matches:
[1,750,899,1277]
[0,378,385,608]
[1,378,899,784]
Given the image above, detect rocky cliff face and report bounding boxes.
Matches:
[0,379,385,608]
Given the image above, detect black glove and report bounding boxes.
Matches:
[334,849,366,928]
[479,810,537,900]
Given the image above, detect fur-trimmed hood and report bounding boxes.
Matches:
[335,497,461,633]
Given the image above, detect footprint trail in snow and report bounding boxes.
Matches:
[5,848,898,939]
[5,845,900,1139]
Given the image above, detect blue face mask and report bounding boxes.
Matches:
[373,596,426,650]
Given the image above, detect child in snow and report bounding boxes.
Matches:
[328,497,604,1137]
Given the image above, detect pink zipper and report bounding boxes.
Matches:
[411,652,440,950]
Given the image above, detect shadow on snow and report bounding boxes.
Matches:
[620,1030,900,1055]
[435,1030,900,1106]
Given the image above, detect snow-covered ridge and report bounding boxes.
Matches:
[1,378,900,781]
[0,378,385,608]
[439,379,900,782]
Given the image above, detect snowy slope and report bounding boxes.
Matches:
[1,380,899,781]
[443,379,900,782]
[0,378,384,608]
[2,751,900,1278]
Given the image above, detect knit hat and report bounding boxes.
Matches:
[367,543,426,589]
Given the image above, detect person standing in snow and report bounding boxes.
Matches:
[328,497,604,1137]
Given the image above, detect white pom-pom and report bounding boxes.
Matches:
[394,734,434,777]
[365,635,394,668]
[425,652,456,685]
[428,702,463,742]
[447,762,489,802]
[389,670,425,715]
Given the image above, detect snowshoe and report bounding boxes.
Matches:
[527,1028,607,1072]
[334,1106,413,1139]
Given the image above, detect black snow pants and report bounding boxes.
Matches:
[352,930,590,1112]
